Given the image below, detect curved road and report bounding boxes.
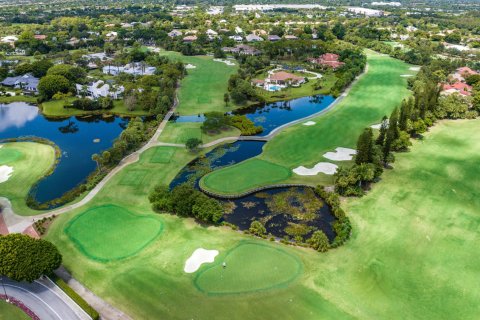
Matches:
[2,277,90,320]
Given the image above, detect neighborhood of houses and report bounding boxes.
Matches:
[441,66,478,97]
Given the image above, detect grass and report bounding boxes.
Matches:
[158,51,238,115]
[0,142,56,216]
[46,118,480,319]
[201,52,417,194]
[158,122,241,144]
[194,241,302,295]
[0,95,37,104]
[201,158,291,195]
[0,300,30,320]
[149,147,176,163]
[65,204,163,262]
[40,98,148,117]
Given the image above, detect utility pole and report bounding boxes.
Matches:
[1,276,9,303]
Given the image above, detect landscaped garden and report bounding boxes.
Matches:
[201,52,417,195]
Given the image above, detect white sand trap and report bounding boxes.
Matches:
[293,162,338,176]
[213,58,236,66]
[323,147,357,161]
[0,145,3,149]
[0,165,13,183]
[303,121,316,126]
[184,248,219,273]
[400,74,414,77]
[185,64,196,69]
[371,119,389,129]
[409,66,420,71]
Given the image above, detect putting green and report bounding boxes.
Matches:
[65,205,163,261]
[0,147,22,164]
[201,159,291,195]
[194,242,302,294]
[149,147,176,164]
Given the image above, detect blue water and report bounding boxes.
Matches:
[172,95,334,136]
[236,95,335,136]
[0,102,128,203]
[170,141,265,189]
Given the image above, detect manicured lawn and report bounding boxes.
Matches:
[65,204,163,262]
[159,51,238,115]
[194,241,302,294]
[0,300,30,320]
[158,122,240,144]
[40,98,148,117]
[0,142,56,215]
[46,118,480,319]
[201,52,417,194]
[0,95,37,104]
[201,158,291,195]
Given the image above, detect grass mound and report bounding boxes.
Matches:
[194,242,302,294]
[201,159,291,195]
[150,147,176,163]
[0,147,22,164]
[65,205,163,261]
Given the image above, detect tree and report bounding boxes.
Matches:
[186,138,202,151]
[31,59,53,78]
[376,116,388,145]
[201,112,229,132]
[383,107,399,163]
[249,220,266,236]
[38,75,71,99]
[355,128,373,164]
[0,234,62,282]
[192,194,223,223]
[307,230,329,252]
[224,93,230,107]
[47,64,86,83]
[332,23,346,40]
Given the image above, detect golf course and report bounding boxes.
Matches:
[0,142,56,215]
[44,118,480,319]
[200,51,417,195]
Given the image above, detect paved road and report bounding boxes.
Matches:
[1,277,90,320]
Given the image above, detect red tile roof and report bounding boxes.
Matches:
[442,82,473,96]
[269,71,304,82]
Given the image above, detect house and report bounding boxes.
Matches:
[67,37,80,46]
[206,29,218,40]
[442,82,472,96]
[246,34,263,42]
[1,73,39,94]
[251,79,265,87]
[451,67,478,82]
[284,35,298,40]
[222,45,261,56]
[268,71,305,86]
[5,49,26,56]
[308,53,345,70]
[76,80,124,99]
[168,30,183,38]
[105,31,118,41]
[183,35,197,43]
[229,35,243,42]
[34,34,47,40]
[1,35,18,47]
[102,63,156,76]
[347,7,384,17]
[268,35,281,42]
[83,52,111,61]
[235,26,243,34]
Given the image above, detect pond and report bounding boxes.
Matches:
[170,140,337,241]
[171,95,335,136]
[0,102,128,204]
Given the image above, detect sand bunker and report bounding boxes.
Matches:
[303,121,316,126]
[323,147,357,161]
[0,165,13,183]
[293,162,338,176]
[400,74,414,77]
[213,59,236,66]
[185,64,196,69]
[409,66,420,71]
[184,248,219,273]
[371,119,389,129]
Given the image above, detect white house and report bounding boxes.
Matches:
[229,35,243,42]
[235,26,243,34]
[206,29,218,40]
[102,63,156,76]
[246,34,263,42]
[76,80,124,99]
[1,35,18,47]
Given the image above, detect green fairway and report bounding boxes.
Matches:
[201,52,416,194]
[149,147,176,163]
[65,205,163,262]
[201,159,291,194]
[0,300,30,320]
[0,142,55,215]
[158,51,238,115]
[158,122,240,144]
[194,242,302,294]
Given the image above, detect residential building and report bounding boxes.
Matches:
[442,82,472,96]
[76,80,124,99]
[183,35,197,43]
[229,35,243,42]
[284,35,298,40]
[102,63,156,76]
[308,53,345,69]
[1,73,39,94]
[168,30,183,38]
[268,35,281,42]
[1,35,18,47]
[34,34,47,40]
[246,34,264,42]
[451,67,478,82]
